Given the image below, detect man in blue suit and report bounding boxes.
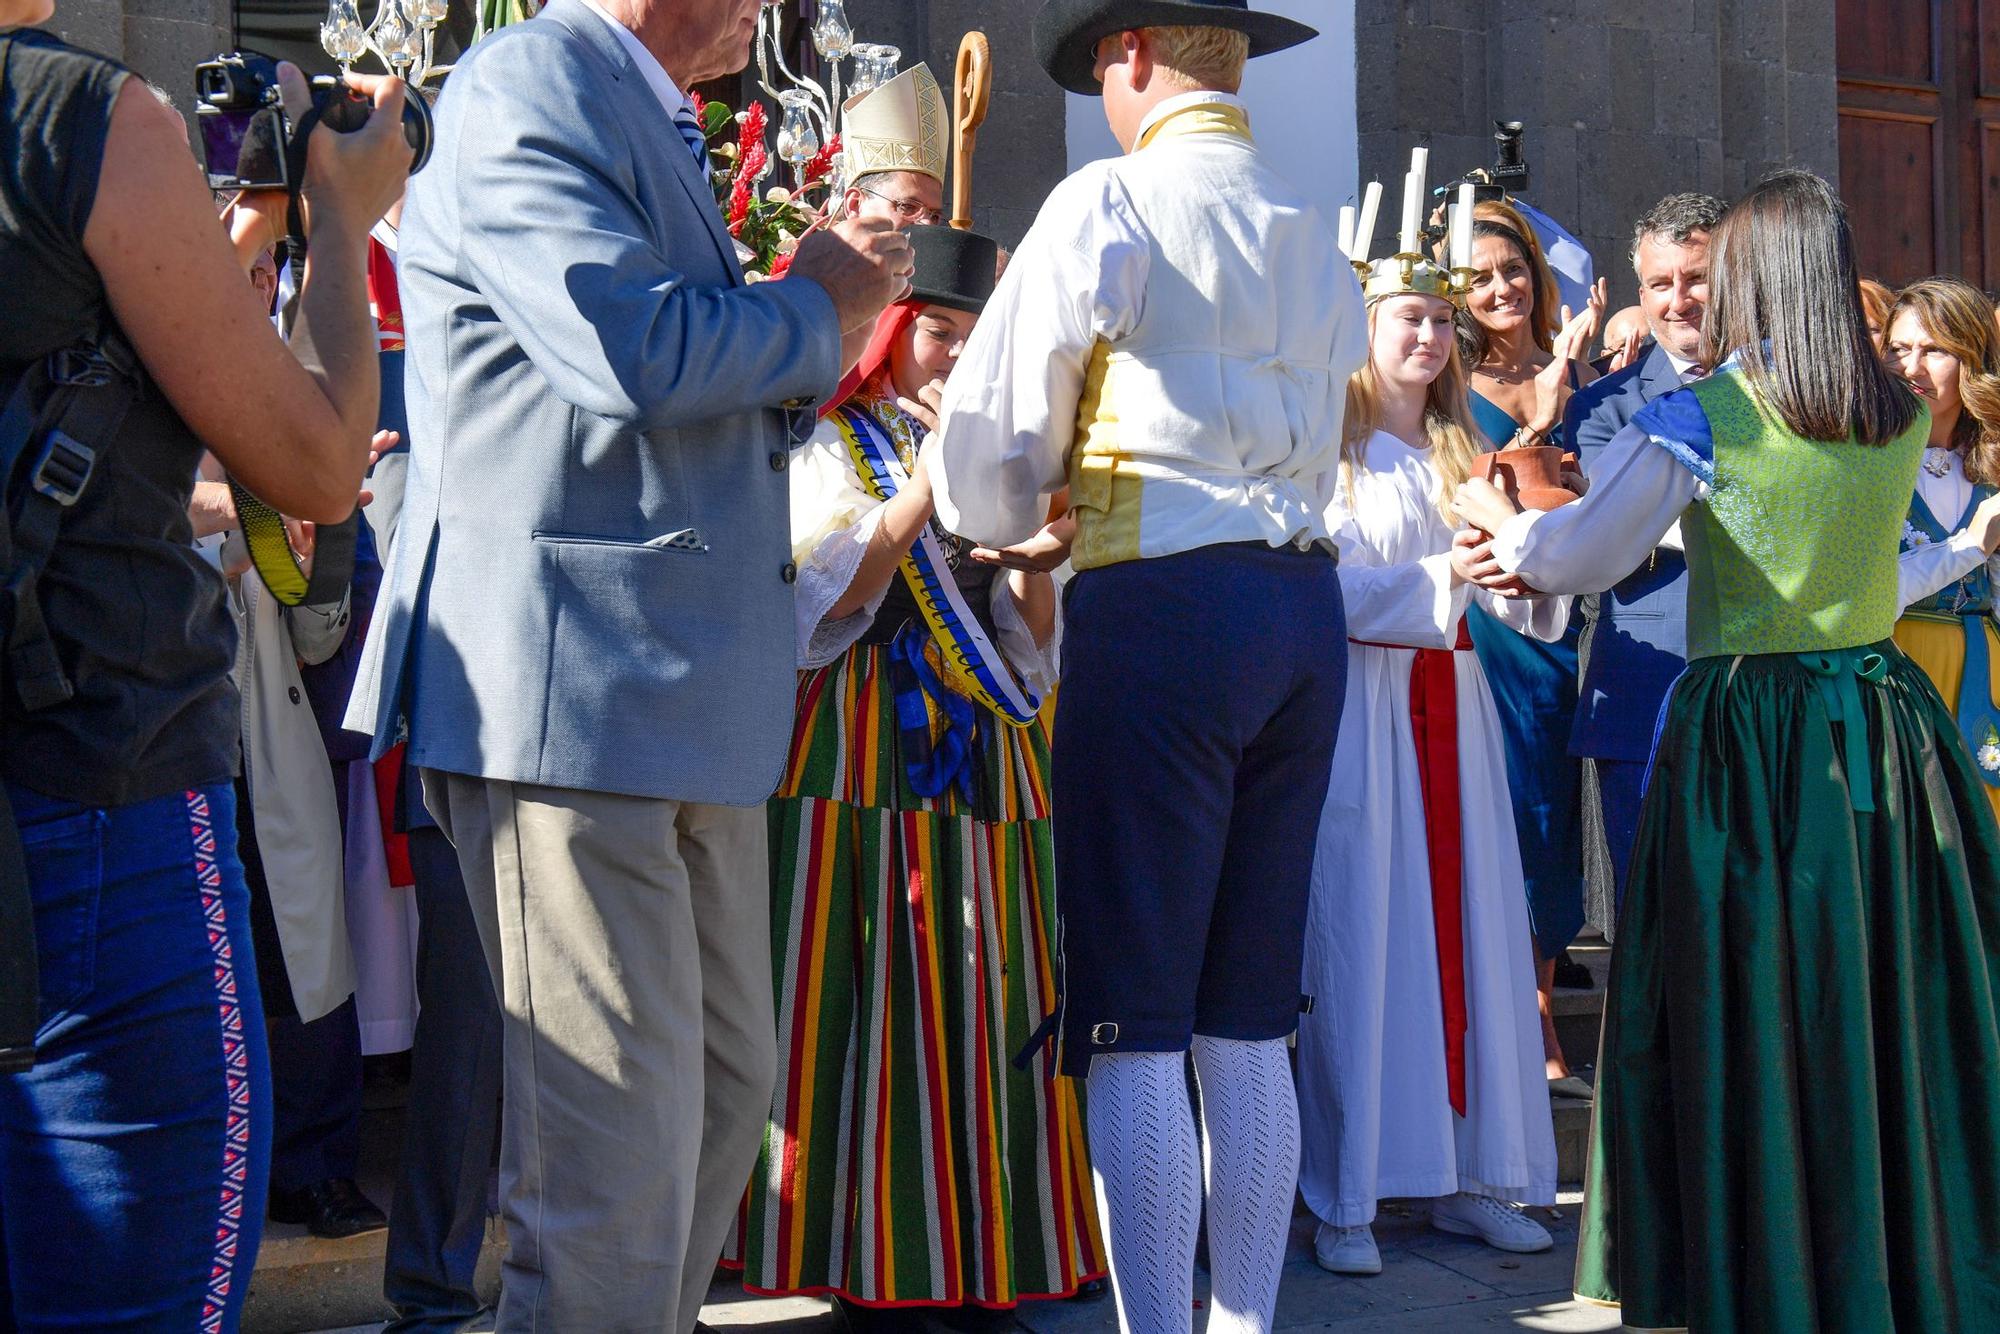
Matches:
[1564,193,1723,934]
[343,1,912,1327]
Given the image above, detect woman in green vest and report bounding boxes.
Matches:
[1452,170,2000,1332]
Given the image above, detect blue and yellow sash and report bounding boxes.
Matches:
[833,403,1042,730]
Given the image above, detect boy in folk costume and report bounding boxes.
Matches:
[928,2,1367,1330]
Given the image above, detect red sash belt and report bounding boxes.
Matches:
[1350,624,1473,1116]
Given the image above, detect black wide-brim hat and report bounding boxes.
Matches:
[1033,0,1318,97]
[906,225,1000,314]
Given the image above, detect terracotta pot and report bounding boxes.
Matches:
[1466,446,1579,595]
[1469,445,1580,511]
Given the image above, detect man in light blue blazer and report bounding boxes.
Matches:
[342,0,911,1326]
[1565,193,1721,937]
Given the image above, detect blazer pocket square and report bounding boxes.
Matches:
[532,528,709,553]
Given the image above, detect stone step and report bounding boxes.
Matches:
[247,936,1618,1330]
[242,1099,501,1334]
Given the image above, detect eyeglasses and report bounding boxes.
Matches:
[853,183,943,226]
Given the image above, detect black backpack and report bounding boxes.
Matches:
[0,324,142,1074]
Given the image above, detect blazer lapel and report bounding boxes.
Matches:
[656,125,743,286]
[1636,342,1682,403]
[536,0,741,285]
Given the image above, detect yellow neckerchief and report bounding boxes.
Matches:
[1135,97,1252,151]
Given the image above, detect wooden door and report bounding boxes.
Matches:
[1838,0,2000,290]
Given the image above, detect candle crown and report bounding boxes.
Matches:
[1363,253,1469,305]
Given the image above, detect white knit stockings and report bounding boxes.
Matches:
[1191,1036,1301,1334]
[1086,1037,1301,1334]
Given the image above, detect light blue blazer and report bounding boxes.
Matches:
[344,0,842,804]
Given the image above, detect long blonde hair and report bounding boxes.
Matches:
[1890,276,2000,485]
[1343,294,1486,520]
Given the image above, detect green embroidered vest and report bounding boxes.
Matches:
[1660,370,1926,660]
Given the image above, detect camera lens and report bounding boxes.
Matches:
[401,88,433,174]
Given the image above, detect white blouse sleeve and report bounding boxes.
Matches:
[1897,527,1989,609]
[988,577,1062,697]
[1489,421,1705,596]
[1327,499,1467,649]
[791,428,890,669]
[1472,585,1574,642]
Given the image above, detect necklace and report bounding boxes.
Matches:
[1924,446,1954,478]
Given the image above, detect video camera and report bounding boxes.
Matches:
[194,51,432,193]
[1423,121,1530,248]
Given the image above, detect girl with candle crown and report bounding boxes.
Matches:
[1295,239,1562,1279]
[1451,170,2000,1331]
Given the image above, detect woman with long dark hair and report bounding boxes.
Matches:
[1453,171,2000,1330]
[1885,278,2000,825]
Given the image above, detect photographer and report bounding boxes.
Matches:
[0,4,410,1327]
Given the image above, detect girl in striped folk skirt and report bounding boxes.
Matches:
[732,227,1106,1311]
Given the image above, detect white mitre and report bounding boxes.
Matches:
[842,64,947,183]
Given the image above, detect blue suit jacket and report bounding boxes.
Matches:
[1565,341,1688,762]
[343,0,842,803]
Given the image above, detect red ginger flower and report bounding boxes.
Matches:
[803,134,840,186]
[737,101,767,159]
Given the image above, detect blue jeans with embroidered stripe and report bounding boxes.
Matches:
[0,780,272,1332]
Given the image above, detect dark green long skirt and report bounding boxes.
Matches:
[1575,645,2000,1332]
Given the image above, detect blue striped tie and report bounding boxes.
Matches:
[674,103,710,178]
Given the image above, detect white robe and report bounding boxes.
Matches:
[1297,430,1563,1227]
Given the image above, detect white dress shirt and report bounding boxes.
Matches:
[578,0,686,119]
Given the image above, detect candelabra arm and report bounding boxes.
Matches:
[763,10,833,121]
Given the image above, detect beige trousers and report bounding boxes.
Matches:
[424,771,775,1334]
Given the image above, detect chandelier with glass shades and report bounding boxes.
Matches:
[316,0,897,191]
[753,0,903,190]
[318,0,450,85]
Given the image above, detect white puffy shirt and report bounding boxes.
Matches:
[930,92,1368,569]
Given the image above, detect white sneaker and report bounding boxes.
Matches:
[1313,1220,1382,1275]
[1429,1192,1553,1253]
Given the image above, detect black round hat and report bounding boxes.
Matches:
[1033,0,1318,97]
[906,225,1000,314]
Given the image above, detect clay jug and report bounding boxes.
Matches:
[1468,445,1580,511]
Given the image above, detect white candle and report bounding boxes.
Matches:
[1399,170,1421,255]
[1353,181,1382,264]
[1338,204,1357,259]
[1409,146,1428,199]
[1452,182,1475,270]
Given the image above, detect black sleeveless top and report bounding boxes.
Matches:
[1,31,238,804]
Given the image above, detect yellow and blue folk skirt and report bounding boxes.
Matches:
[1893,609,2000,823]
[733,639,1105,1307]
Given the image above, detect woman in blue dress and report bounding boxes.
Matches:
[1457,208,1602,1097]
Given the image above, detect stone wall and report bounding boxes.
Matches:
[846,0,1068,248]
[42,0,233,138]
[1355,0,1839,306]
